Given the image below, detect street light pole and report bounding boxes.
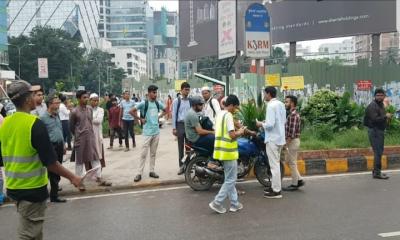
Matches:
[8,43,35,79]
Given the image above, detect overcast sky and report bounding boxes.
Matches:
[148,0,349,52]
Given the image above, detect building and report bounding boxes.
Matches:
[107,47,147,82]
[98,0,154,53]
[354,33,400,62]
[8,0,101,50]
[0,0,7,68]
[153,8,179,81]
[318,39,356,65]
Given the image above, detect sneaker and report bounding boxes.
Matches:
[264,191,282,199]
[149,172,159,179]
[264,187,273,194]
[209,201,227,214]
[297,180,305,188]
[282,185,298,191]
[134,174,142,182]
[229,202,243,212]
[373,173,389,180]
[177,167,185,175]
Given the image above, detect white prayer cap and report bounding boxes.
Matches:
[90,93,99,99]
[201,86,211,92]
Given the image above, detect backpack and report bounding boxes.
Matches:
[142,100,160,119]
[208,98,216,117]
[199,115,214,131]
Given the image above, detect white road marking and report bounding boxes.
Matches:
[1,169,399,207]
[378,231,400,238]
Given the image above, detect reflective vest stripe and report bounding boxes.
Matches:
[5,167,47,179]
[214,147,238,152]
[3,155,40,163]
[215,137,233,142]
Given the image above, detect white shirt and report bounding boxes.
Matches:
[203,98,221,125]
[59,103,70,121]
[262,98,286,145]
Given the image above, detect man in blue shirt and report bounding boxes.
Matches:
[120,91,136,151]
[172,82,191,175]
[130,85,166,182]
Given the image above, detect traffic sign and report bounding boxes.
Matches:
[245,3,271,58]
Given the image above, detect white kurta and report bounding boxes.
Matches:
[92,106,104,158]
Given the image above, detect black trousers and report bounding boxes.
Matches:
[176,122,187,167]
[61,120,72,148]
[49,142,64,199]
[123,120,136,148]
[368,128,385,174]
[110,127,123,147]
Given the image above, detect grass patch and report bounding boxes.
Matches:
[300,128,400,150]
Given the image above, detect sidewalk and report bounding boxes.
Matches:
[59,123,185,195]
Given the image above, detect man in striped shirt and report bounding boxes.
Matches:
[282,96,305,191]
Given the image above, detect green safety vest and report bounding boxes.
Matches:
[213,112,238,161]
[0,112,48,190]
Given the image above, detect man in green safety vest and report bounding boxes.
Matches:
[208,95,245,214]
[0,80,81,240]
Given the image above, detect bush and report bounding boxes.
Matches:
[314,124,334,141]
[302,89,364,131]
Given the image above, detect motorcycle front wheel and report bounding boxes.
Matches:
[254,160,285,188]
[184,155,214,191]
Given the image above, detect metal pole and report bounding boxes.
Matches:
[98,62,101,96]
[18,47,21,78]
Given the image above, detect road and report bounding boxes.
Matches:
[1,171,400,240]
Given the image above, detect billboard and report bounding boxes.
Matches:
[38,58,48,79]
[267,0,396,44]
[179,0,261,61]
[179,0,397,60]
[218,0,236,59]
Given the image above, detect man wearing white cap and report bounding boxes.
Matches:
[201,86,221,125]
[90,93,107,172]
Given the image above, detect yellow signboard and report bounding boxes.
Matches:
[281,76,305,90]
[175,80,186,91]
[265,74,281,86]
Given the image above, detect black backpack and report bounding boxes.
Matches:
[142,100,160,119]
[208,99,216,117]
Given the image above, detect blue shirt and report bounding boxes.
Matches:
[172,97,191,129]
[120,99,135,121]
[40,111,64,144]
[136,100,165,136]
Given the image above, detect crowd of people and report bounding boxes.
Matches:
[0,79,393,238]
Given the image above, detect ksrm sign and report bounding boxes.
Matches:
[245,3,271,59]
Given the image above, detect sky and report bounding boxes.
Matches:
[148,1,349,53]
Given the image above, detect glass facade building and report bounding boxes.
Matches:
[99,0,153,53]
[8,0,101,50]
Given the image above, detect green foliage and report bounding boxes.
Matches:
[314,124,334,141]
[238,100,266,131]
[301,89,364,131]
[301,128,400,150]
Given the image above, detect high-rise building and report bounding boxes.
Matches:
[8,0,101,50]
[153,8,179,81]
[99,0,154,53]
[354,33,400,62]
[0,0,7,67]
[318,39,356,65]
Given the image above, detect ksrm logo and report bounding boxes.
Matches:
[247,40,269,50]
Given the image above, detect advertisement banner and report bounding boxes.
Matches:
[265,73,280,86]
[281,76,304,90]
[218,0,237,59]
[38,58,48,79]
[245,3,271,58]
[356,80,372,91]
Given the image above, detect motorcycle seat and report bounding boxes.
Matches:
[191,145,210,155]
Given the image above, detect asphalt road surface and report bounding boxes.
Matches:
[1,171,400,240]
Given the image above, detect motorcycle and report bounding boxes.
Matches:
[183,133,285,191]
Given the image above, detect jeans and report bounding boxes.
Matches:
[193,134,215,156]
[368,128,384,174]
[48,142,63,199]
[123,120,136,148]
[61,120,72,148]
[266,142,283,192]
[213,160,239,207]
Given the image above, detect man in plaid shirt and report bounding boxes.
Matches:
[283,96,305,191]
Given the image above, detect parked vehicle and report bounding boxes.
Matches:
[183,133,284,191]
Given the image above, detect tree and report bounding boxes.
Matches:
[8,26,85,91]
[383,47,398,65]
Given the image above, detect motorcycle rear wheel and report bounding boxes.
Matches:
[254,160,285,188]
[185,156,214,191]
